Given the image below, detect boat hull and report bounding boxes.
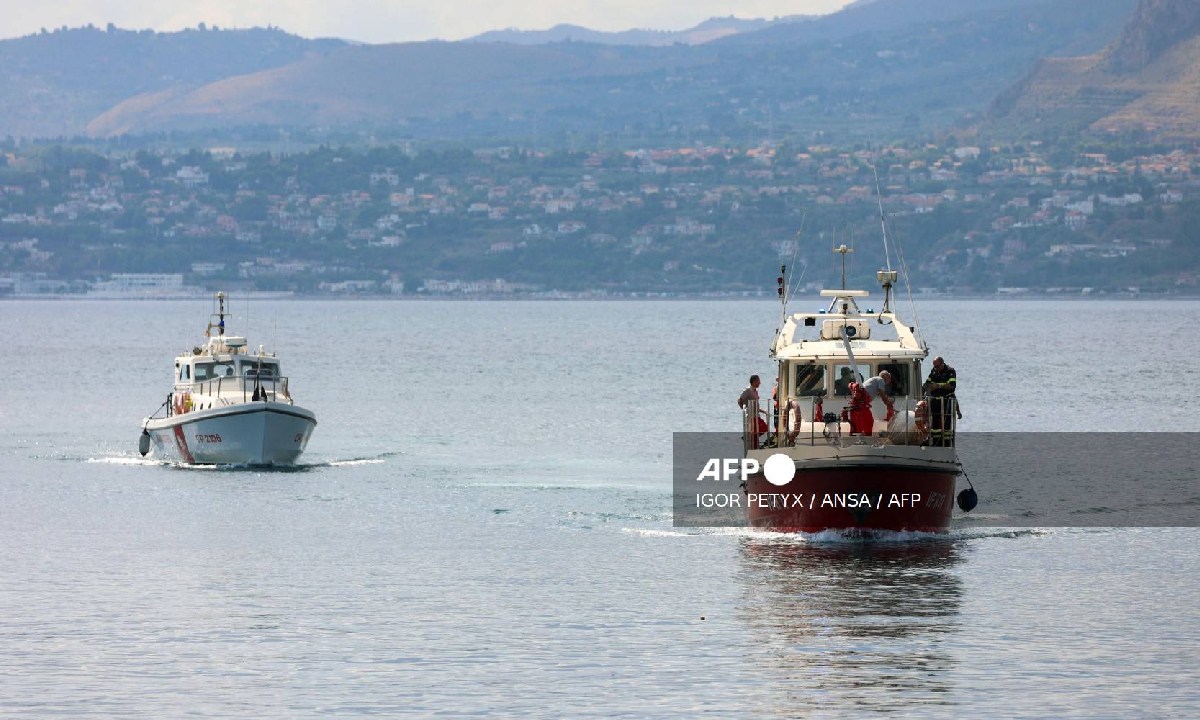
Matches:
[744,446,960,533]
[145,402,316,465]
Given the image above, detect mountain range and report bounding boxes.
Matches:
[0,25,346,139]
[3,0,1196,144]
[989,0,1200,140]
[467,16,791,46]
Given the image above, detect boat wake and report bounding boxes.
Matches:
[622,525,1052,543]
[622,528,701,539]
[86,450,403,471]
[86,456,165,467]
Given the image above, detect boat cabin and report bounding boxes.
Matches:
[175,357,281,385]
[168,332,289,415]
[767,288,928,440]
[173,335,281,385]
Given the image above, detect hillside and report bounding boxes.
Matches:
[86,41,694,137]
[988,0,1200,139]
[0,0,1139,143]
[84,0,1136,143]
[0,25,345,139]
[468,17,789,46]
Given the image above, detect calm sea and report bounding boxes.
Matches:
[1,298,1198,717]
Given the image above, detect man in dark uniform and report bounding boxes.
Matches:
[925,356,957,446]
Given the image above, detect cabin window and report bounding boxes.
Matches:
[193,362,235,381]
[833,365,863,396]
[182,364,191,381]
[243,362,279,378]
[876,362,910,396]
[793,365,825,397]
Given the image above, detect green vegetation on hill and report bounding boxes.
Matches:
[6,0,1200,296]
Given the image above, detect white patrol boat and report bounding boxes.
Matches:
[139,292,317,465]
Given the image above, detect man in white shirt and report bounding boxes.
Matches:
[861,370,895,421]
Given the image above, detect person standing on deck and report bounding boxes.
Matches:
[862,371,895,421]
[925,357,958,446]
[738,375,767,448]
[845,370,893,435]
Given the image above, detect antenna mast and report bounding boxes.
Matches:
[870,160,893,272]
[870,156,924,345]
[834,244,853,289]
[205,291,228,338]
[777,264,787,325]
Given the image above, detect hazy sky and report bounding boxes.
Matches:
[1,1,854,44]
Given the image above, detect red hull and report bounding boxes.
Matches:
[744,466,959,533]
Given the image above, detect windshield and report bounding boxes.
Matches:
[195,362,237,381]
[241,361,280,378]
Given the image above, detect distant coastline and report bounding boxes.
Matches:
[2,290,1193,301]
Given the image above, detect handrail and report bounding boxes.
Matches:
[741,400,763,453]
[170,374,295,415]
[750,394,959,449]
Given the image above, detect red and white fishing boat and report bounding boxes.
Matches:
[741,246,965,533]
[139,292,317,465]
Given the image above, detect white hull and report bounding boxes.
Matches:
[145,402,316,465]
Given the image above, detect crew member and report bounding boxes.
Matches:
[925,357,957,446]
[834,367,856,396]
[738,374,767,448]
[844,381,875,435]
[862,370,895,421]
[845,370,893,435]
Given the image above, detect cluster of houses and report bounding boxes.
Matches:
[0,140,1195,295]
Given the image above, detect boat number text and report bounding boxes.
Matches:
[196,433,222,443]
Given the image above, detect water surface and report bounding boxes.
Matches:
[1,299,1197,717]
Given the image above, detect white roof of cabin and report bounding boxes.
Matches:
[771,289,925,361]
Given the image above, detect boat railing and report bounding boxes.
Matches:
[168,375,294,416]
[744,395,959,452]
[741,400,767,451]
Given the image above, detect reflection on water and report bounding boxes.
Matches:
[737,538,964,715]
